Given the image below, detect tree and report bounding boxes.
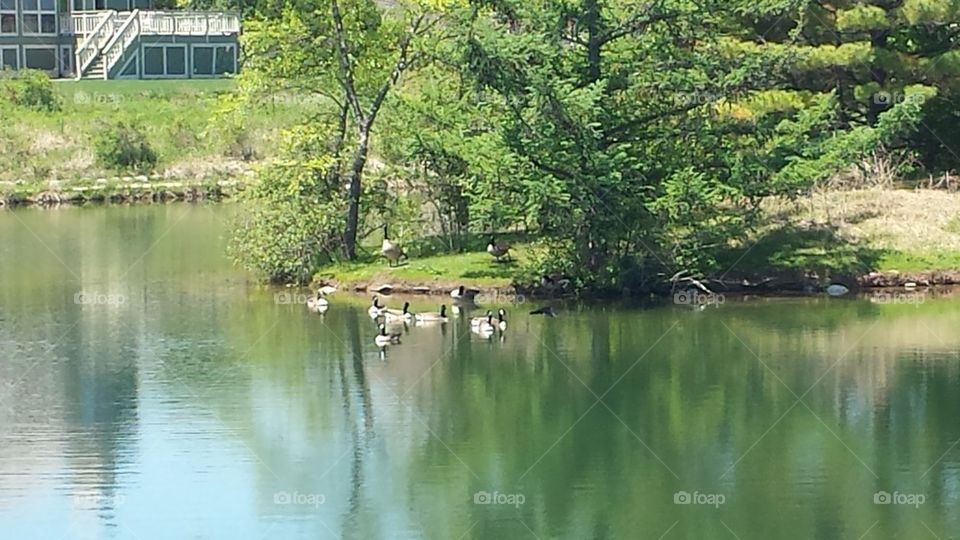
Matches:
[236,0,444,262]
[455,0,936,288]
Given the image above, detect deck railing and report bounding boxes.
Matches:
[60,10,111,35]
[75,10,116,77]
[138,11,240,35]
[102,9,140,77]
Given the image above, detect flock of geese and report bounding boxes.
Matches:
[306,285,519,347]
[302,227,557,347]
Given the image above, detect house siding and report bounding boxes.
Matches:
[0,0,238,79]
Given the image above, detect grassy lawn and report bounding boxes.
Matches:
[717,189,960,279]
[2,78,319,186]
[315,246,530,289]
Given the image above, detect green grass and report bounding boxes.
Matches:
[315,246,530,289]
[876,250,960,273]
[1,78,321,185]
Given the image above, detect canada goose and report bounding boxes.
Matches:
[383,301,414,321]
[450,285,480,301]
[374,324,402,346]
[317,285,337,296]
[367,296,386,318]
[470,310,494,327]
[487,236,511,262]
[306,291,329,313]
[415,305,448,323]
[381,225,406,267]
[495,308,507,330]
[540,274,571,292]
[530,306,558,317]
[472,314,496,337]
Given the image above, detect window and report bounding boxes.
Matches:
[59,45,72,77]
[0,0,15,35]
[22,0,57,35]
[24,46,56,71]
[1,46,17,69]
[143,45,187,77]
[192,44,236,77]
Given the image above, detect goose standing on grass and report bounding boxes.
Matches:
[374,324,402,346]
[367,296,386,318]
[306,291,329,314]
[415,305,448,323]
[381,225,406,267]
[450,285,480,302]
[383,301,414,322]
[487,236,511,262]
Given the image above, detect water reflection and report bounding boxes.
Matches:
[0,205,959,539]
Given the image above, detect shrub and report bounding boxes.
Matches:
[94,122,158,172]
[0,69,60,112]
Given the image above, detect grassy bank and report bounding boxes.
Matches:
[1,79,320,203]
[314,188,960,294]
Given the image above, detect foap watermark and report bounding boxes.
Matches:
[473,490,525,508]
[674,490,726,508]
[474,291,526,306]
[673,289,725,307]
[873,91,924,107]
[72,91,123,108]
[73,493,126,507]
[869,291,925,306]
[273,491,325,508]
[74,291,127,306]
[274,291,311,305]
[874,490,925,508]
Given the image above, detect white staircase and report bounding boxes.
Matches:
[72,10,240,80]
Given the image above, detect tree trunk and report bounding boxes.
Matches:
[343,127,370,260]
[584,0,602,83]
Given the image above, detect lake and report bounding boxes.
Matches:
[0,204,958,539]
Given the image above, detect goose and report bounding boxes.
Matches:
[374,324,402,346]
[306,291,329,313]
[495,308,507,330]
[317,285,337,296]
[540,274,572,292]
[415,305,448,323]
[530,306,558,317]
[487,236,511,262]
[470,310,494,327]
[383,301,414,321]
[450,285,480,301]
[381,225,406,267]
[367,296,386,318]
[472,314,496,337]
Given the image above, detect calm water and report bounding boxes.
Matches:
[0,204,959,539]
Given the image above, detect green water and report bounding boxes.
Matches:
[0,204,958,539]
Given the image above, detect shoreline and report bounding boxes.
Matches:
[313,270,960,300]
[0,177,247,207]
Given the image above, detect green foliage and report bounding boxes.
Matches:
[230,0,960,291]
[230,124,344,283]
[94,122,158,172]
[0,70,60,112]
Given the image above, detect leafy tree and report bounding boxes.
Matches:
[454,0,936,288]
[230,124,343,283]
[234,0,445,264]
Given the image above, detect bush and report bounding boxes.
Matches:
[0,69,60,112]
[94,122,158,172]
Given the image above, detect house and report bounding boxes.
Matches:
[0,0,239,79]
